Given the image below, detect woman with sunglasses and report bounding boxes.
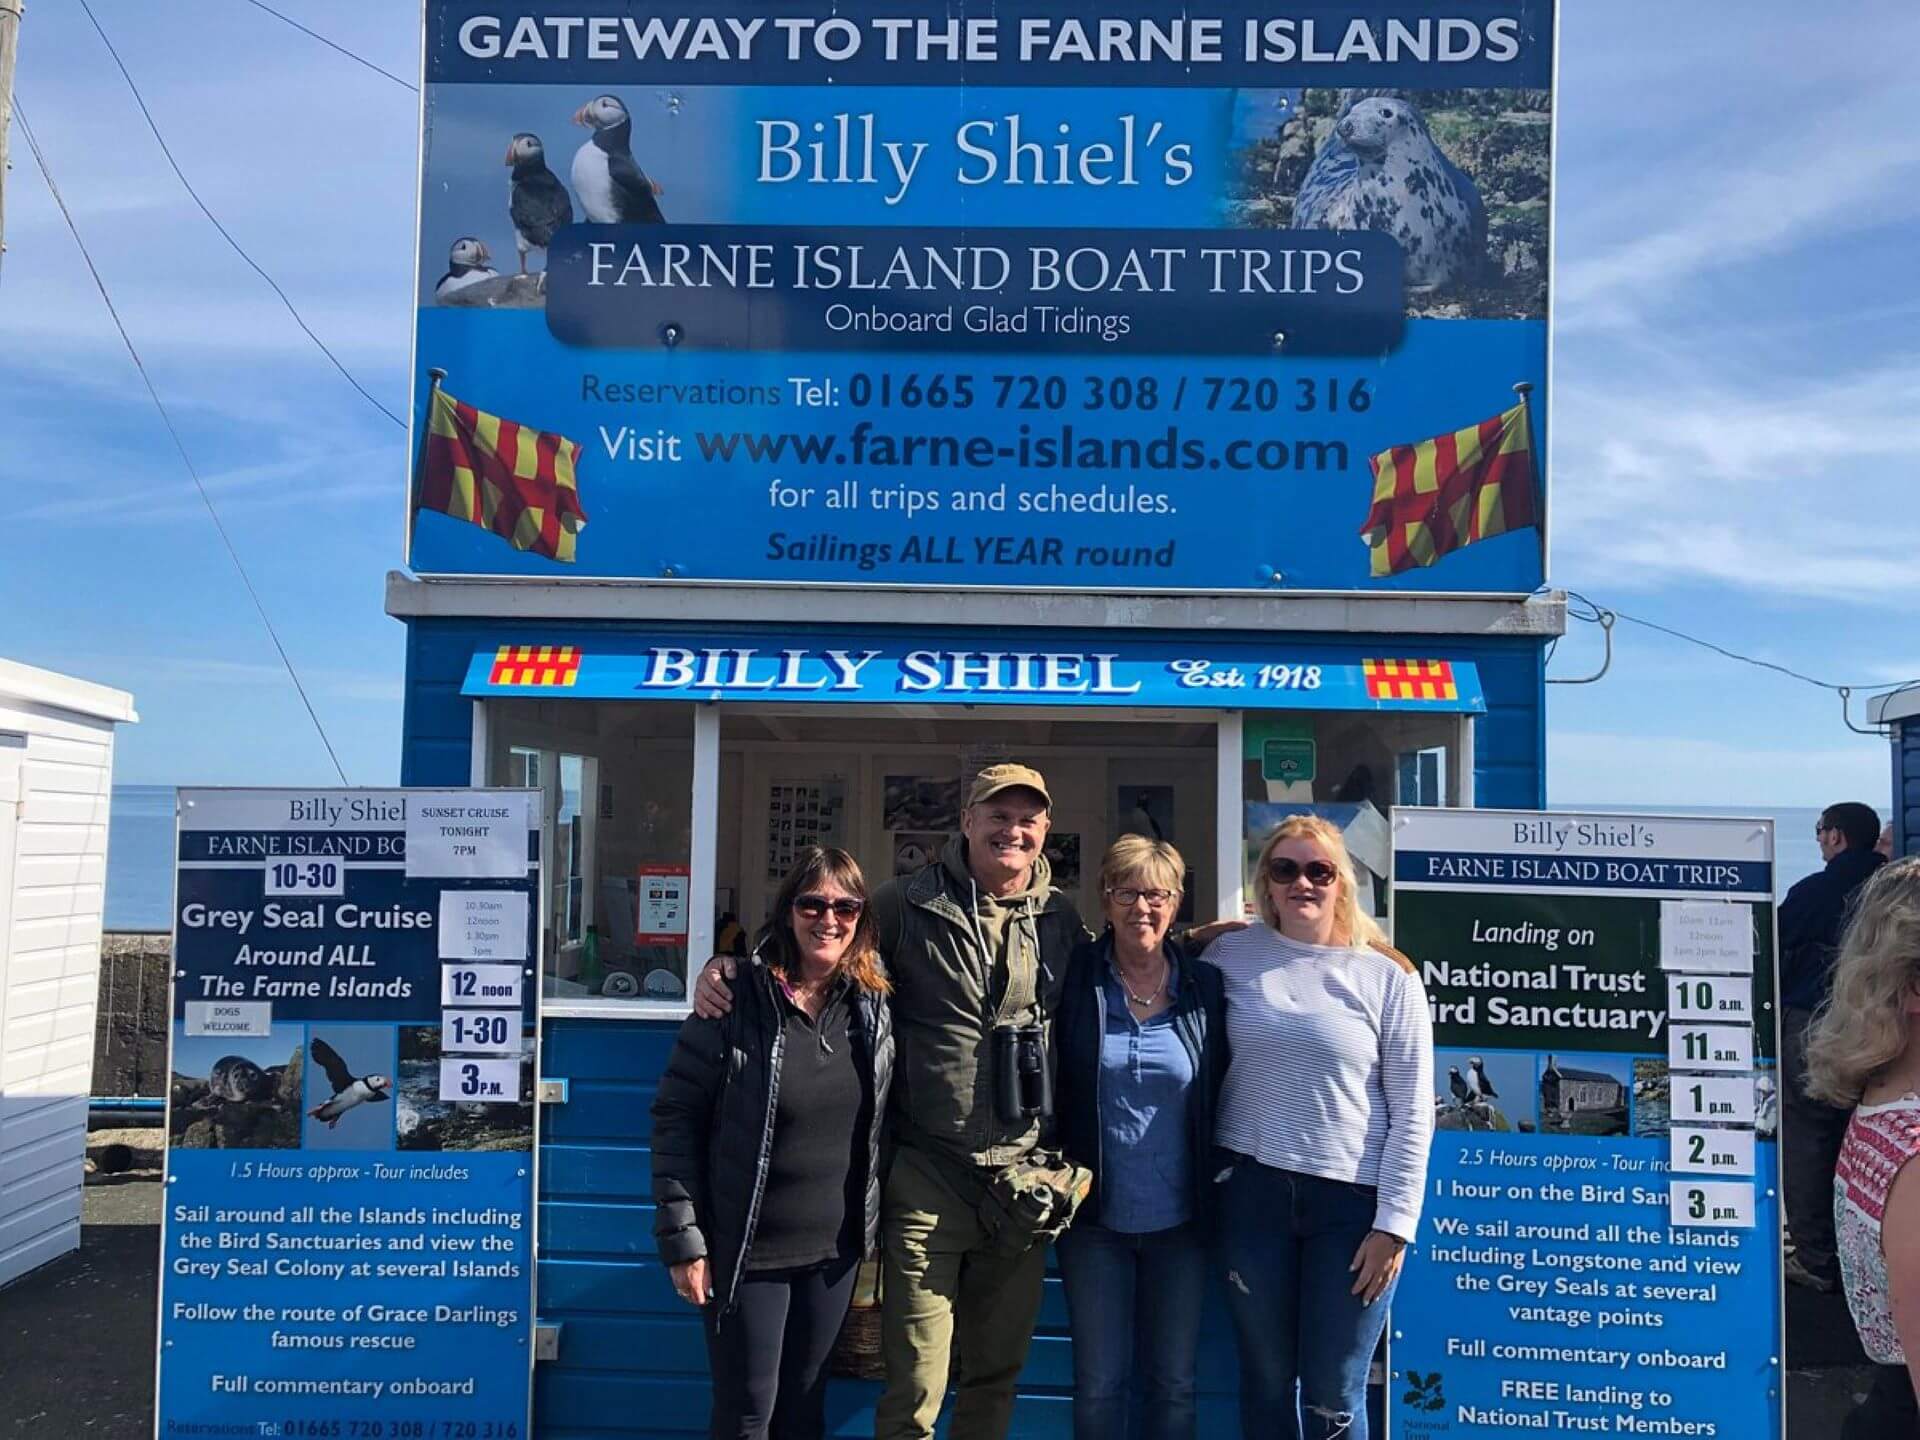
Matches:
[1205,816,1432,1440]
[651,847,894,1440]
[1052,835,1230,1440]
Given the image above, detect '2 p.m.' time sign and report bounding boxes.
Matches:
[407,1,1554,593]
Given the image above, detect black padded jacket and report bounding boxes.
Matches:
[649,956,894,1321]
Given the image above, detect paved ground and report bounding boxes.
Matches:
[0,1131,1896,1437]
[2,1131,162,1438]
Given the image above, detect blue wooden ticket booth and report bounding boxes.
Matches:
[389,574,1561,1438]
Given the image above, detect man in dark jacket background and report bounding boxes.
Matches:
[1780,800,1885,1291]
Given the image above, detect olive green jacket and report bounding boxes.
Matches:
[869,835,1089,1169]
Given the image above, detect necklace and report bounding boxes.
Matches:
[783,971,837,1009]
[1116,959,1168,1008]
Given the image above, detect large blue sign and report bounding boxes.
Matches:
[459,634,1488,711]
[1390,809,1784,1440]
[408,1,1553,592]
[158,789,542,1438]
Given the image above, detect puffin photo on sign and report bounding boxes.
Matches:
[303,1031,397,1150]
[309,1037,391,1128]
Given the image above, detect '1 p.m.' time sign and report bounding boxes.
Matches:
[407,1,1554,593]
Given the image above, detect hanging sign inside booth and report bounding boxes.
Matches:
[156,789,542,1439]
[636,863,692,943]
[1390,808,1783,1439]
[408,0,1554,593]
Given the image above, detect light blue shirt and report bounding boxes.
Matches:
[1097,964,1195,1234]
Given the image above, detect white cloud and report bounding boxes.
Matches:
[1548,731,1889,811]
[1862,661,1920,686]
[61,654,405,707]
[1553,24,1920,334]
[16,446,402,524]
[1550,355,1920,604]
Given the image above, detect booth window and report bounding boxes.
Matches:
[487,701,696,1013]
[1398,746,1448,808]
[559,755,587,943]
[1241,712,1468,922]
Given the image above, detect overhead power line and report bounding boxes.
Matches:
[237,0,417,91]
[78,0,407,429]
[1554,587,1917,736]
[13,97,350,785]
[1559,588,1917,696]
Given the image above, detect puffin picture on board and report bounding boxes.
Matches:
[505,132,572,278]
[435,237,498,299]
[308,1036,391,1129]
[571,93,667,223]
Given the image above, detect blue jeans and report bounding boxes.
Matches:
[1218,1160,1395,1440]
[1055,1220,1207,1440]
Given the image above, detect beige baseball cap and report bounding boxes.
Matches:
[966,763,1052,810]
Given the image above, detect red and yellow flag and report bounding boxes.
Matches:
[418,388,587,563]
[1359,400,1536,578]
[1363,659,1458,702]
[488,646,581,687]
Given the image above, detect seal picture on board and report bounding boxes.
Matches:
[1228,86,1550,318]
[168,1027,304,1150]
[205,1055,275,1103]
[1292,95,1486,292]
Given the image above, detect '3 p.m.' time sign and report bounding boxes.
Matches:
[407,1,1554,593]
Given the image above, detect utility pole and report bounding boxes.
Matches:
[0,0,23,265]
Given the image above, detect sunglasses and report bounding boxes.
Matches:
[793,894,864,921]
[1266,857,1339,887]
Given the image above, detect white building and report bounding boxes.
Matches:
[0,659,137,1288]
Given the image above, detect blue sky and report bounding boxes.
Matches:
[2,2,1914,812]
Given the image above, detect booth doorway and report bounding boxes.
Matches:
[715,706,1222,954]
[474,697,1471,1014]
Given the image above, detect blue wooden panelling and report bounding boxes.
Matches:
[397,614,1551,1435]
[1899,719,1920,857]
[542,1142,653,1203]
[530,1018,1275,1436]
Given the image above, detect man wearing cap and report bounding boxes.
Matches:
[694,764,1082,1440]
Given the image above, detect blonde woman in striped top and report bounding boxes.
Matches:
[1202,815,1432,1440]
[1806,856,1920,1435]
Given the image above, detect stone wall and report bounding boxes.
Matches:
[95,933,171,1098]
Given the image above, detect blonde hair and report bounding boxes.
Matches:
[1806,856,1920,1106]
[1252,815,1387,949]
[1100,834,1186,898]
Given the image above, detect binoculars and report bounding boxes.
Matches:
[992,1022,1053,1125]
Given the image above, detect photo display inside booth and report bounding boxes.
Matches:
[409,1,1554,593]
[1391,808,1783,1439]
[156,789,542,1438]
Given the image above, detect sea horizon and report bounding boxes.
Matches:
[102,783,1836,931]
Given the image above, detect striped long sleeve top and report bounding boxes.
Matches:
[1205,925,1434,1241]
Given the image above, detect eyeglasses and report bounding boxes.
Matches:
[1105,887,1177,910]
[1266,857,1339,887]
[793,894,864,921]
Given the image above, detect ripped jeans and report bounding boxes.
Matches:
[1218,1158,1394,1440]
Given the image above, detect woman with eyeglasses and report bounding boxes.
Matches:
[1205,816,1433,1440]
[651,847,894,1440]
[1052,834,1230,1440]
